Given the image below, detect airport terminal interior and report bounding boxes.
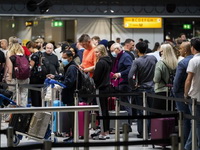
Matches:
[0,0,200,149]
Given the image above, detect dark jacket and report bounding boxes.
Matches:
[117,51,133,84]
[93,56,112,90]
[173,55,193,95]
[55,61,78,105]
[43,52,59,74]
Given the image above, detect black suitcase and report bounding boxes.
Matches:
[9,113,33,133]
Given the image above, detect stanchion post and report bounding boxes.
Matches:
[91,112,96,129]
[115,98,120,150]
[74,91,79,150]
[43,140,52,150]
[142,92,148,144]
[41,87,45,107]
[178,112,184,150]
[170,134,178,150]
[16,82,19,105]
[7,127,14,147]
[192,98,197,150]
[84,111,89,150]
[123,123,129,150]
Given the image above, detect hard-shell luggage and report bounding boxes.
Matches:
[108,97,116,110]
[109,111,128,131]
[9,113,33,133]
[53,100,70,136]
[28,112,51,138]
[78,102,87,138]
[151,118,175,148]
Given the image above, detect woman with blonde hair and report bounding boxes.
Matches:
[92,44,112,140]
[4,36,30,106]
[153,43,178,112]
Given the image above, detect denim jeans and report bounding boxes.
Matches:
[185,104,200,150]
[174,92,191,145]
[134,88,154,135]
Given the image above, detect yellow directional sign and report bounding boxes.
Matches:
[124,17,162,28]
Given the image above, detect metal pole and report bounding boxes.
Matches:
[91,112,96,129]
[84,111,89,150]
[170,134,178,150]
[178,112,184,150]
[51,87,55,142]
[74,91,79,150]
[143,92,148,143]
[41,87,45,107]
[123,123,129,150]
[7,127,14,147]
[192,98,197,150]
[115,98,120,150]
[43,140,52,150]
[16,81,19,105]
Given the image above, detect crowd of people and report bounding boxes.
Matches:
[0,33,200,149]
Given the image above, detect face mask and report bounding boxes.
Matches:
[62,58,69,66]
[111,51,117,57]
[159,51,162,57]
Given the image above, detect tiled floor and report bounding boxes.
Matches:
[0,122,170,150]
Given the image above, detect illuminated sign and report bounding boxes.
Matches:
[52,21,64,27]
[25,21,33,27]
[124,17,162,28]
[183,24,191,30]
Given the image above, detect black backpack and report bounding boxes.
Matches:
[34,52,50,80]
[75,66,96,102]
[162,61,176,88]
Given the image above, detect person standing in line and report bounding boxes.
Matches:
[173,41,193,147]
[93,44,112,140]
[47,50,79,142]
[123,39,135,60]
[27,41,47,107]
[91,36,100,47]
[128,41,157,138]
[4,36,29,106]
[153,43,178,112]
[43,43,59,75]
[0,39,8,57]
[76,42,85,63]
[78,34,96,77]
[110,43,133,131]
[184,37,200,150]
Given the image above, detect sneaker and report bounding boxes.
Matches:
[98,134,106,140]
[91,129,101,138]
[63,136,73,143]
[105,135,110,139]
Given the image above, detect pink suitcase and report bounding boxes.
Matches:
[151,118,175,148]
[78,102,87,139]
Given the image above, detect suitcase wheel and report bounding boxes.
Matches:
[48,136,58,143]
[13,135,20,146]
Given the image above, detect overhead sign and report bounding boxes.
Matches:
[52,21,64,27]
[183,24,191,30]
[124,17,162,28]
[25,21,33,27]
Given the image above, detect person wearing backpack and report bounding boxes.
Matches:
[4,36,30,106]
[153,43,178,112]
[47,50,79,142]
[27,41,49,107]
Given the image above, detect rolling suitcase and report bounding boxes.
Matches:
[53,100,71,136]
[151,118,175,148]
[28,112,51,138]
[9,113,33,133]
[78,102,87,138]
[109,110,128,131]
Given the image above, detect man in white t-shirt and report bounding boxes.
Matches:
[184,37,200,150]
